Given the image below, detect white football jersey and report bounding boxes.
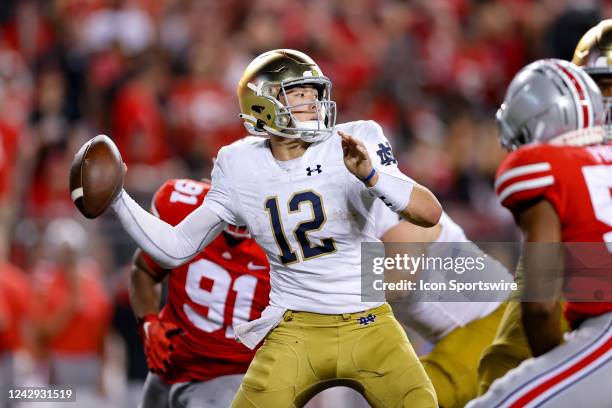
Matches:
[205,120,410,313]
[374,205,509,343]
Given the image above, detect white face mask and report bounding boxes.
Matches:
[292,119,322,130]
[290,118,333,143]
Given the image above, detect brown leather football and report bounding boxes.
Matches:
[69,135,124,219]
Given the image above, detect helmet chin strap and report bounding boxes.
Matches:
[264,125,301,139]
[239,113,301,138]
[270,118,329,140]
[293,119,334,143]
[239,113,333,142]
[293,119,323,130]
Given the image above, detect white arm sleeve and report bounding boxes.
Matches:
[112,190,226,269]
[202,147,242,225]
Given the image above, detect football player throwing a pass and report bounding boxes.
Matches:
[108,49,442,407]
[133,180,510,408]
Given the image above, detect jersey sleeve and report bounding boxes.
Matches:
[434,212,469,243]
[113,189,226,269]
[494,145,563,219]
[358,120,414,182]
[138,250,168,282]
[204,147,242,226]
[140,179,212,279]
[371,198,402,238]
[151,179,210,226]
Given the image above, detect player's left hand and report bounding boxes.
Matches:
[138,314,182,375]
[339,131,376,184]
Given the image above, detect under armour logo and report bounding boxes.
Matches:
[306,165,322,176]
[376,143,397,166]
[358,314,376,326]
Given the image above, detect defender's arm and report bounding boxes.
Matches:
[518,199,563,356]
[129,249,165,319]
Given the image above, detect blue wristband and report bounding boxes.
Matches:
[360,168,377,184]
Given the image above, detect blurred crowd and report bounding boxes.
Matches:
[0,0,608,406]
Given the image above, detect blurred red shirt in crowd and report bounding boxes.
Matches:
[111,70,170,166]
[0,122,21,202]
[30,259,111,355]
[1,1,55,62]
[168,78,243,160]
[0,261,31,353]
[26,150,75,218]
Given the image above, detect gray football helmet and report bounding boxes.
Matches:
[497,59,604,150]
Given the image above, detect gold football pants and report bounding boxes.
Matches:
[420,303,506,408]
[230,303,437,408]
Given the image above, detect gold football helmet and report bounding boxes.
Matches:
[572,19,612,78]
[237,49,336,143]
[573,19,612,138]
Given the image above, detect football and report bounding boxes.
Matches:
[69,135,124,219]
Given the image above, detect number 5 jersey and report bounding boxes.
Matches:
[494,140,612,328]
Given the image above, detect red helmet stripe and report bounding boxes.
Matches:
[555,62,591,127]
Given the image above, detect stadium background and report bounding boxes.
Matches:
[0,0,608,407]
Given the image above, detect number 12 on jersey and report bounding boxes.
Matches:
[265,190,337,264]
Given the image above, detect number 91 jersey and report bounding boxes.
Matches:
[141,179,271,384]
[494,142,612,327]
[205,120,410,314]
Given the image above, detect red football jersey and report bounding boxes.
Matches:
[141,179,270,384]
[495,142,612,327]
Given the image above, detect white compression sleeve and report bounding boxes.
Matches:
[368,170,414,213]
[111,190,227,268]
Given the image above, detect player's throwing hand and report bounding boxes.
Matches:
[339,131,378,186]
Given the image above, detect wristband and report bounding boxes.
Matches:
[368,171,414,213]
[360,168,377,184]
